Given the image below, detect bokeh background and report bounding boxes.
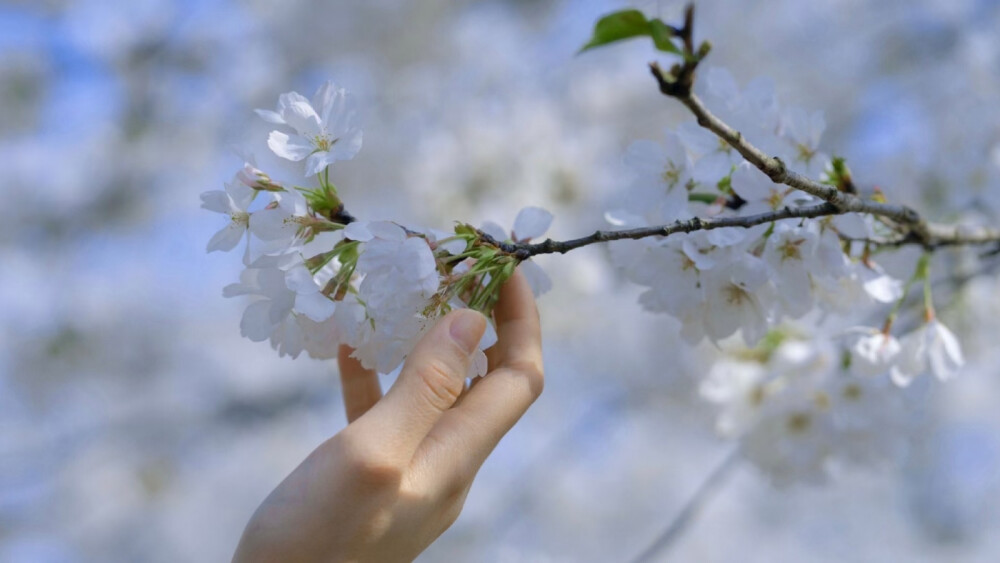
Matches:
[3,0,1000,561]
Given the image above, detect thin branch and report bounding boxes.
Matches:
[631,448,742,563]
[643,5,1000,251]
[481,202,840,259]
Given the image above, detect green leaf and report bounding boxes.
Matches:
[578,10,652,53]
[648,19,680,54]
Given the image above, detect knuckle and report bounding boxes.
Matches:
[439,484,469,528]
[415,357,464,410]
[337,433,403,488]
[506,359,545,398]
[352,455,404,488]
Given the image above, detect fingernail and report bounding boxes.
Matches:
[449,310,486,354]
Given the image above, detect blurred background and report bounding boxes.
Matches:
[3,0,1000,561]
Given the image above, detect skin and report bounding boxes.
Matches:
[232,270,544,563]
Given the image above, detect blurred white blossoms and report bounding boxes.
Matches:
[890,319,965,386]
[257,81,363,176]
[703,337,912,486]
[848,328,901,377]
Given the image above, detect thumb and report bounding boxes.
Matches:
[360,309,487,458]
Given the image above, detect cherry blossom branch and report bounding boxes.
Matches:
[646,4,1000,251]
[480,202,840,259]
[464,3,1000,262]
[631,448,741,563]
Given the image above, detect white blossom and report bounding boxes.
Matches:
[257,81,363,176]
[762,223,819,318]
[778,106,829,178]
[890,320,965,386]
[730,161,808,214]
[342,221,442,373]
[848,327,901,377]
[631,236,703,317]
[200,177,255,253]
[248,188,310,251]
[616,131,692,224]
[700,255,771,345]
[224,261,337,345]
[677,121,742,185]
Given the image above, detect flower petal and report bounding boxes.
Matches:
[344,221,374,242]
[312,81,340,126]
[249,207,293,241]
[519,260,553,297]
[267,131,314,162]
[304,151,334,176]
[285,264,319,294]
[282,98,323,138]
[329,128,363,161]
[623,140,667,179]
[206,222,245,253]
[928,321,964,381]
[200,190,233,214]
[254,109,285,124]
[731,161,773,202]
[512,207,553,241]
[479,221,508,242]
[225,179,255,211]
[296,291,337,322]
[241,300,275,342]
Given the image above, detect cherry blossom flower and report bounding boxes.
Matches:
[762,223,819,318]
[629,236,703,317]
[680,227,751,271]
[270,314,342,360]
[257,81,363,176]
[890,320,965,386]
[730,161,806,214]
[702,67,781,134]
[236,160,281,192]
[699,255,771,345]
[615,131,692,224]
[778,106,829,179]
[342,221,442,372]
[248,189,310,250]
[223,263,337,344]
[847,327,901,377]
[200,177,254,253]
[677,121,743,185]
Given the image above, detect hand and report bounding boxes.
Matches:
[232,270,544,563]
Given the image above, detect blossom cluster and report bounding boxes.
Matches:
[604,67,965,481]
[205,72,967,484]
[701,335,911,486]
[202,81,551,375]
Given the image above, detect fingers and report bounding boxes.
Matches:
[355,309,486,461]
[338,345,382,423]
[417,269,544,486]
[485,268,543,374]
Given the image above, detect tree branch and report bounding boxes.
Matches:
[643,4,1000,252]
[467,4,1000,261]
[631,448,741,563]
[482,202,840,259]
